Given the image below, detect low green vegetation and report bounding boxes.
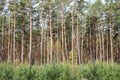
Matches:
[0,63,120,80]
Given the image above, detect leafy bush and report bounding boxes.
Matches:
[77,63,120,80]
[0,63,14,80]
[14,64,38,80]
[0,63,120,80]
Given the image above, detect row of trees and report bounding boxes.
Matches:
[0,0,120,65]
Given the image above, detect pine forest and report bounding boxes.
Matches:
[0,0,120,80]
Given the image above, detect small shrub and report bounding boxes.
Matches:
[0,63,14,80]
[0,63,120,80]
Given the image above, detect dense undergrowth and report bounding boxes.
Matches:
[0,62,120,80]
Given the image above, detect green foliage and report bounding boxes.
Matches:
[77,63,120,80]
[0,63,14,80]
[38,63,63,80]
[0,63,120,80]
[14,65,38,80]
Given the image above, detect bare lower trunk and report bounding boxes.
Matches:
[13,3,16,63]
[110,21,113,63]
[81,28,83,63]
[61,2,65,62]
[90,28,92,62]
[2,15,4,62]
[99,19,102,62]
[102,26,104,62]
[107,31,109,65]
[21,28,24,63]
[77,16,80,64]
[8,15,10,62]
[49,9,53,63]
[56,14,59,63]
[40,25,43,65]
[72,4,74,65]
[29,0,32,66]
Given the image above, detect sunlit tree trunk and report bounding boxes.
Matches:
[61,1,65,62]
[56,14,59,63]
[62,2,68,62]
[101,23,104,62]
[64,21,68,62]
[40,16,43,65]
[110,19,113,63]
[49,9,53,63]
[29,0,32,66]
[72,4,74,65]
[47,35,49,64]
[43,19,46,64]
[21,28,24,63]
[21,19,25,63]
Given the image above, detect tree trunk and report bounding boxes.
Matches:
[49,9,53,63]
[110,20,113,63]
[72,4,74,65]
[101,24,104,62]
[40,16,43,65]
[56,14,59,63]
[8,15,10,62]
[61,2,65,62]
[21,20,25,63]
[77,16,80,64]
[29,0,32,66]
[13,3,16,63]
[1,15,4,62]
[99,19,102,62]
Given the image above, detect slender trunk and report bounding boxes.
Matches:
[47,35,49,64]
[87,34,89,63]
[29,0,32,66]
[110,20,113,63]
[72,4,74,65]
[8,15,10,62]
[96,30,98,61]
[43,19,46,64]
[40,17,43,65]
[64,23,68,62]
[61,2,65,62]
[90,27,92,62]
[102,25,104,62]
[49,9,53,63]
[21,25,24,63]
[63,4,68,62]
[56,14,59,63]
[10,25,13,62]
[77,16,80,64]
[81,27,83,63]
[99,19,102,62]
[13,3,16,63]
[44,32,46,63]
[107,30,109,65]
[2,15,4,62]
